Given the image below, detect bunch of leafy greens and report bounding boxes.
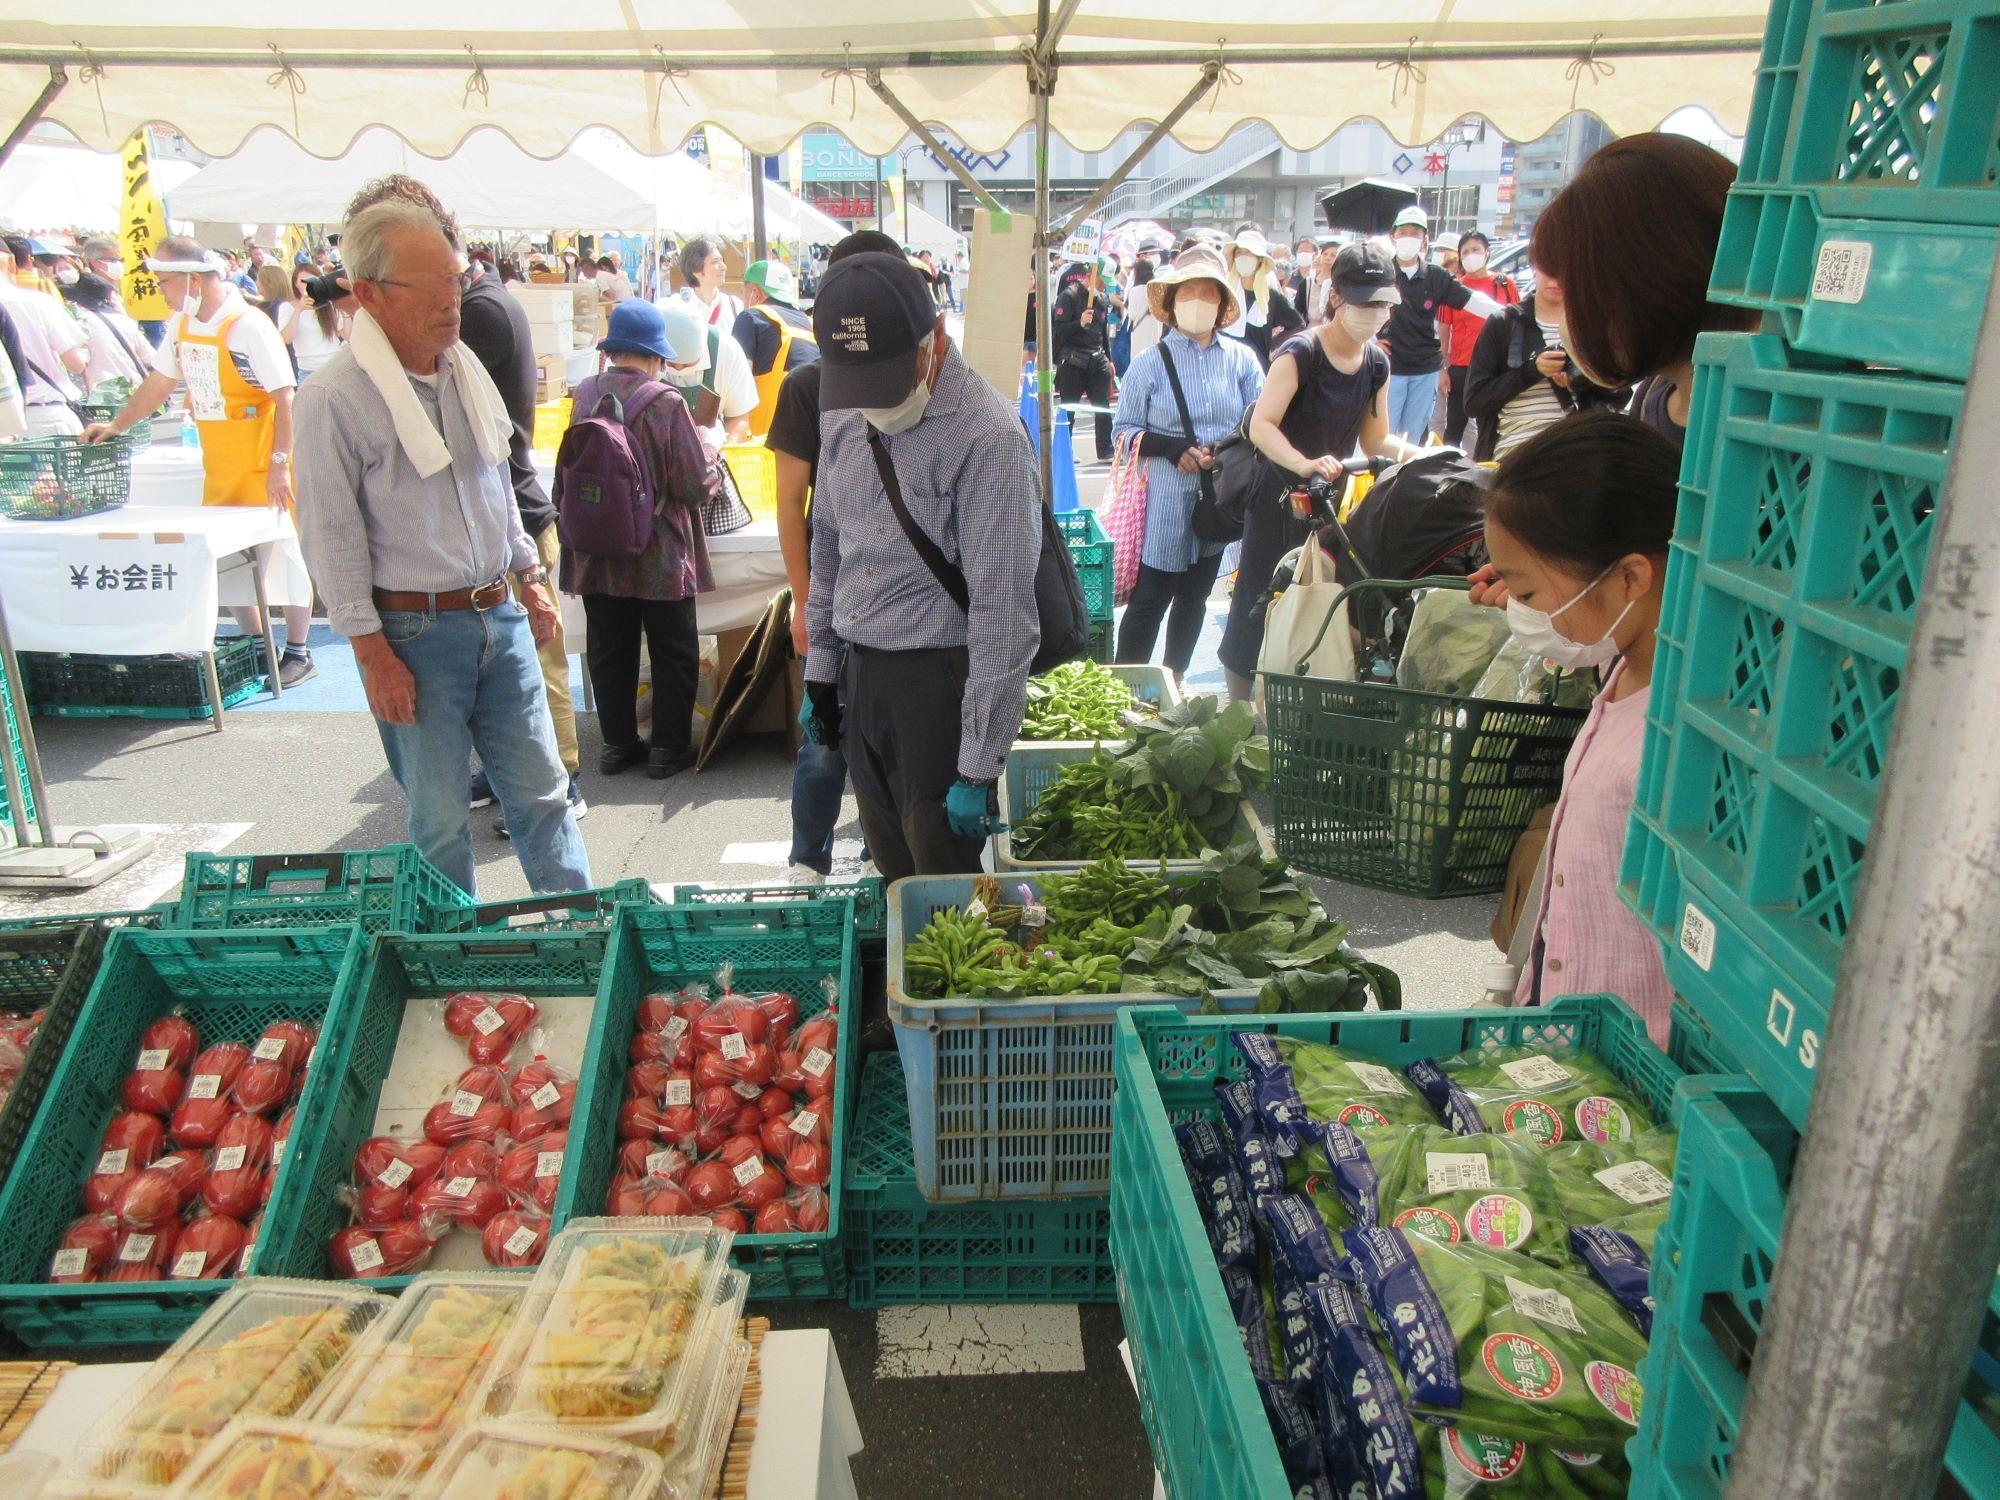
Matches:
[1012,695,1268,860]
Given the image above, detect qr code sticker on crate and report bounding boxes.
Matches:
[1810,240,1873,305]
[1678,903,1717,972]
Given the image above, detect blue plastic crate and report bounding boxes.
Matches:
[1109,996,1702,1500]
[1632,1078,2000,1498]
[886,871,1267,1201]
[844,1052,1114,1309]
[1713,0,2000,379]
[1621,331,1964,1131]
[994,741,1271,873]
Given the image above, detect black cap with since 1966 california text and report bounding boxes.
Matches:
[810,251,941,410]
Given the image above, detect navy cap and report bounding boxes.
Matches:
[811,251,940,410]
[1332,241,1400,305]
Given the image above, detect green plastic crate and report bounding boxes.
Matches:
[0,926,368,1348]
[174,845,473,936]
[0,647,35,825]
[1055,507,1115,622]
[1086,616,1116,664]
[255,929,609,1299]
[1108,994,1701,1500]
[1620,332,1964,1131]
[0,433,135,520]
[1632,1078,2000,1499]
[1265,670,1586,898]
[439,877,659,933]
[21,635,268,720]
[0,921,114,1205]
[1714,0,2000,380]
[554,902,860,1300]
[672,877,886,954]
[843,1052,1114,1309]
[995,740,1272,873]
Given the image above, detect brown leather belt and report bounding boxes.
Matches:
[372,578,511,614]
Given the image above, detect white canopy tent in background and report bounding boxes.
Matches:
[897,200,968,260]
[0,129,194,233]
[571,132,847,242]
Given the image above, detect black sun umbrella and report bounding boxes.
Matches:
[1318,179,1421,237]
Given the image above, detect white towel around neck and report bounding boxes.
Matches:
[347,308,512,478]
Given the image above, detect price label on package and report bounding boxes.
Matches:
[1594,1160,1673,1205]
[1505,1274,1586,1335]
[119,1233,156,1263]
[665,1079,692,1107]
[95,1148,129,1176]
[504,1225,538,1257]
[664,1016,690,1046]
[789,1111,818,1139]
[733,1081,763,1100]
[348,1238,384,1272]
[1427,1152,1494,1195]
[171,1251,207,1279]
[803,1047,833,1079]
[719,1032,749,1062]
[1498,1055,1574,1090]
[135,1048,171,1071]
[537,1150,565,1179]
[732,1155,765,1188]
[377,1158,414,1189]
[187,1073,222,1101]
[471,1007,506,1036]
[448,1089,484,1118]
[644,1149,680,1178]
[213,1145,247,1173]
[443,1175,476,1199]
[1346,1061,1406,1096]
[252,1037,287,1062]
[529,1082,561,1111]
[50,1248,88,1278]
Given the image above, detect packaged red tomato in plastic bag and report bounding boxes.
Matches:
[121,1039,187,1117]
[508,1056,575,1142]
[412,1168,506,1229]
[233,1020,307,1115]
[693,965,774,1057]
[685,1159,738,1212]
[755,991,799,1050]
[169,1214,246,1280]
[47,1214,118,1283]
[482,1207,549,1267]
[116,1151,205,1228]
[84,1111,166,1214]
[626,1060,672,1102]
[422,1064,511,1145]
[139,1014,201,1072]
[108,1220,181,1281]
[170,1041,252,1148]
[693,1084,738,1155]
[792,1185,831,1233]
[617,1096,670,1141]
[784,1135,831,1189]
[500,1131,566,1213]
[709,1207,749,1235]
[201,1113,272,1219]
[754,1197,797,1234]
[329,1218,439,1279]
[443,992,539,1065]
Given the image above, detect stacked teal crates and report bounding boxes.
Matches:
[0,644,34,827]
[1621,0,2000,1492]
[1056,509,1118,661]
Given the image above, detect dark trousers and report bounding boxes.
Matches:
[842,643,984,883]
[1443,365,1473,447]
[1054,355,1114,459]
[1117,551,1225,676]
[582,593,698,754]
[1218,494,1315,679]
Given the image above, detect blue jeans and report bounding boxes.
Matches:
[789,741,850,875]
[1387,371,1442,444]
[375,601,591,899]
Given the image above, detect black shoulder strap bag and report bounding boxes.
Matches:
[866,430,1088,675]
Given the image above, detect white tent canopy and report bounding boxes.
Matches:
[167,126,658,230]
[2,5,1765,162]
[570,132,847,241]
[898,200,968,260]
[0,131,195,233]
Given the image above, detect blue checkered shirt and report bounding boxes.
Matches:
[805,344,1042,780]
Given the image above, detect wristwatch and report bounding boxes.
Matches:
[515,565,549,586]
[269,450,290,465]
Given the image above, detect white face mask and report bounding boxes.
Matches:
[665,364,704,388]
[1233,254,1261,280]
[858,376,933,436]
[1393,235,1423,264]
[1459,252,1487,275]
[96,261,124,281]
[183,283,206,318]
[55,267,78,286]
[1175,299,1219,336]
[1338,305,1390,340]
[1504,564,1634,670]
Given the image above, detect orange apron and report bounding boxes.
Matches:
[178,310,282,506]
[748,305,816,437]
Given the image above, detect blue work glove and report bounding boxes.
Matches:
[945,777,1006,840]
[801,681,841,750]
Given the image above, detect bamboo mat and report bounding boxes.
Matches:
[714,1316,769,1500]
[0,1361,73,1453]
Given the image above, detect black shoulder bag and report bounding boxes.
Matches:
[867,430,1088,675]
[1162,340,1285,546]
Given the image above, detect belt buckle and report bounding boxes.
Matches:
[470,579,509,612]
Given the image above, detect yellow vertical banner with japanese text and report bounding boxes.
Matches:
[119,131,170,322]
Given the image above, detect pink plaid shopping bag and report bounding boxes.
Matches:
[1102,429,1149,605]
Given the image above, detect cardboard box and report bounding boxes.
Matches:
[712,625,804,751]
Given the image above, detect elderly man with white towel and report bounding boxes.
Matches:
[293,201,590,899]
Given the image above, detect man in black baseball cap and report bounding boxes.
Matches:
[796,249,1044,883]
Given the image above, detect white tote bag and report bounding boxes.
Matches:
[1255,535,1357,718]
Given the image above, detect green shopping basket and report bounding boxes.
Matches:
[1265,577,1589,898]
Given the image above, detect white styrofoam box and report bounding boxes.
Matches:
[531,322,575,357]
[509,284,576,322]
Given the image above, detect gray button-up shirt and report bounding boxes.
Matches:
[805,343,1041,780]
[293,346,536,637]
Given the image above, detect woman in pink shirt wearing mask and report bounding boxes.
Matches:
[1472,411,1679,1044]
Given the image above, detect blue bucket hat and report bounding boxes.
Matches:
[600,299,687,361]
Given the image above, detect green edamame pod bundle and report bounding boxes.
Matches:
[1407,1047,1655,1149]
[1370,1125,1571,1269]
[1547,1129,1679,1252]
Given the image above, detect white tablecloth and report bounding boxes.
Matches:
[130,450,788,637]
[0,503,312,655]
[4,1327,861,1498]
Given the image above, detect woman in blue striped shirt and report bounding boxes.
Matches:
[1111,247,1266,677]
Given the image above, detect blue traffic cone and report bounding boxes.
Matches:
[1051,410,1079,513]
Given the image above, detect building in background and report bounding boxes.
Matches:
[1507,115,1617,235]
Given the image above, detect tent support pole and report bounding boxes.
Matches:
[1032,0,1056,514]
[1726,236,2000,1499]
[749,151,768,263]
[865,72,1009,219]
[1049,63,1222,241]
[0,64,64,169]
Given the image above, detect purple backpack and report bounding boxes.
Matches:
[553,378,670,558]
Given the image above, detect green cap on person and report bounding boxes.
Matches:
[743,260,798,306]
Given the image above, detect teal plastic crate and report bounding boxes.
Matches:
[174,845,473,935]
[672,876,886,953]
[1086,616,1116,664]
[0,926,367,1348]
[1015,661,1181,749]
[886,872,1267,1200]
[0,921,113,1206]
[256,929,610,1300]
[554,902,860,1300]
[0,648,34,826]
[439,877,659,933]
[1620,332,1964,1131]
[1632,1078,2000,1498]
[1108,995,1700,1500]
[994,741,1272,873]
[1055,507,1115,622]
[1715,0,2000,379]
[844,1052,1114,1309]
[21,635,267,720]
